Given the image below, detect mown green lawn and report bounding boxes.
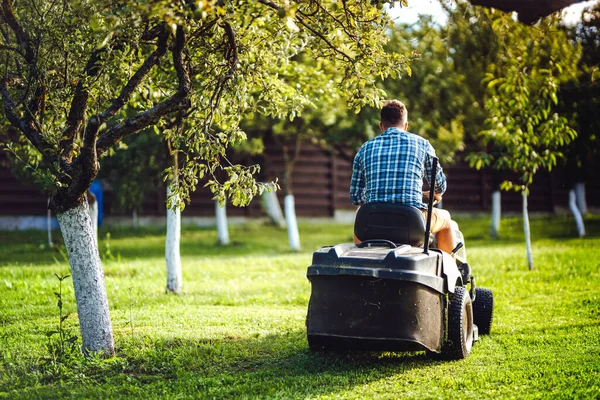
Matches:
[0,215,599,399]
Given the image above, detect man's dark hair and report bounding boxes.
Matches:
[380,100,407,127]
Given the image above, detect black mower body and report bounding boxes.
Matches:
[306,242,461,353]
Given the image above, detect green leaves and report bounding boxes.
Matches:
[473,10,579,190]
[3,0,414,212]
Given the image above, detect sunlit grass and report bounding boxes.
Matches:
[0,215,599,399]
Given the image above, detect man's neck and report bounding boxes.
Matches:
[382,125,404,131]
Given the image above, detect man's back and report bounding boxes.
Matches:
[350,127,446,209]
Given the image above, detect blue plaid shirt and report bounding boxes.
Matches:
[350,127,447,209]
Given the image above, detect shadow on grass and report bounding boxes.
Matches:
[9,331,437,399]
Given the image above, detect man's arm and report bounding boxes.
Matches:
[424,143,447,196]
[349,148,366,205]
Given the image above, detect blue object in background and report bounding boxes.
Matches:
[90,180,104,226]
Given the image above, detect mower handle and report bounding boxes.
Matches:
[357,239,397,249]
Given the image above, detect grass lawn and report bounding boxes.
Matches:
[0,214,599,399]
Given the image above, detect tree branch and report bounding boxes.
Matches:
[96,26,191,157]
[0,0,34,63]
[256,0,353,61]
[96,95,190,156]
[0,43,20,53]
[203,21,239,132]
[97,26,169,124]
[173,25,191,95]
[59,47,107,161]
[0,78,58,167]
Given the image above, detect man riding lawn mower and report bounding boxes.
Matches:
[305,100,494,359]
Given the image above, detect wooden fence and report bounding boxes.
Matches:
[1,144,598,219]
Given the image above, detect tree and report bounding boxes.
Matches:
[467,11,580,269]
[560,2,600,234]
[0,1,411,355]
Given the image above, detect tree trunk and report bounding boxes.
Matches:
[56,201,114,355]
[89,196,98,246]
[285,195,301,251]
[132,209,139,229]
[522,190,534,270]
[569,189,585,237]
[490,190,501,239]
[165,185,182,294]
[215,200,230,245]
[279,135,302,251]
[47,198,53,247]
[574,182,587,216]
[261,190,286,228]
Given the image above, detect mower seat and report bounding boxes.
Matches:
[354,202,426,247]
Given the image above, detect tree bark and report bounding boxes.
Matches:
[165,185,182,294]
[215,200,230,245]
[56,201,114,355]
[522,190,534,270]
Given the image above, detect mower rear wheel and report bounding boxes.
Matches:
[443,286,474,360]
[473,287,494,335]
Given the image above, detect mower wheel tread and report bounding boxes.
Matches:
[443,286,474,360]
[473,287,494,335]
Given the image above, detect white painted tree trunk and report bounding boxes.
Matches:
[47,198,53,246]
[261,190,286,228]
[284,195,301,251]
[569,189,585,237]
[166,186,182,294]
[522,191,534,270]
[215,200,230,245]
[574,182,587,216]
[132,209,139,228]
[56,201,114,355]
[89,198,98,246]
[491,190,501,239]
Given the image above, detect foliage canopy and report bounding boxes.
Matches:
[0,0,412,212]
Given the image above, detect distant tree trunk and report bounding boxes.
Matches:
[569,189,585,237]
[215,200,230,245]
[132,209,139,228]
[56,201,114,355]
[47,198,53,246]
[165,185,182,294]
[522,190,534,270]
[574,182,587,216]
[261,190,286,228]
[491,190,501,239]
[279,135,302,251]
[285,194,301,251]
[165,141,182,294]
